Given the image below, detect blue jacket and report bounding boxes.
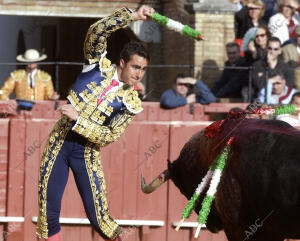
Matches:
[160,80,215,109]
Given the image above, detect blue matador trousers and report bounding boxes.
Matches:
[37,116,121,239]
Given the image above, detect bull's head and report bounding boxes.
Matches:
[140,130,224,233]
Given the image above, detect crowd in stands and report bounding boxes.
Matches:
[160,0,300,112]
[2,0,300,122]
[233,0,300,104]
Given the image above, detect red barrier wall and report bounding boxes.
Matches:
[0,100,249,120]
[0,101,299,241]
[0,120,9,239]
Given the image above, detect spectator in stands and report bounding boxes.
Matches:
[276,92,300,124]
[257,70,298,104]
[291,91,300,107]
[252,36,294,96]
[281,25,300,67]
[235,0,266,39]
[212,42,249,98]
[160,74,215,109]
[262,0,278,22]
[0,49,59,101]
[243,25,270,64]
[243,24,270,63]
[268,0,300,45]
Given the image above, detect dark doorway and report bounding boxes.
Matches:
[57,17,132,99]
[41,25,57,89]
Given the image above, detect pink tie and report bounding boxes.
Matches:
[97,79,119,105]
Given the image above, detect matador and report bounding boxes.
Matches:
[37,5,154,241]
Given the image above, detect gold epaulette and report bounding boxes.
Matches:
[100,56,113,72]
[123,88,143,114]
[10,69,25,81]
[38,70,51,81]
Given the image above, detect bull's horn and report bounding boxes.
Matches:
[141,169,170,194]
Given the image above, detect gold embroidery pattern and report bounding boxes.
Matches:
[0,69,54,100]
[38,70,51,82]
[84,7,133,64]
[11,69,25,80]
[96,88,123,117]
[84,142,122,239]
[67,66,116,127]
[67,90,86,112]
[79,78,110,104]
[37,116,72,238]
[72,111,134,147]
[123,88,143,114]
[101,57,114,72]
[67,65,138,147]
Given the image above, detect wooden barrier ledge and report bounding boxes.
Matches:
[0,100,250,121]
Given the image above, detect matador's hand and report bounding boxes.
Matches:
[57,104,78,121]
[131,5,155,21]
[49,91,60,100]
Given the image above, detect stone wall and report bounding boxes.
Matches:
[146,0,195,100]
[0,0,141,17]
[194,12,235,88]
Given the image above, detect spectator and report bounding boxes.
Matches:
[252,36,294,96]
[281,25,300,67]
[291,91,300,106]
[257,70,298,104]
[243,24,270,63]
[276,92,300,124]
[262,0,278,22]
[0,49,59,101]
[212,42,249,98]
[268,0,300,45]
[235,0,266,39]
[160,74,215,109]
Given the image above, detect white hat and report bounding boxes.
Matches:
[16,49,47,62]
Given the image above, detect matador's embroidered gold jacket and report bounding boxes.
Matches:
[67,7,143,146]
[0,69,54,100]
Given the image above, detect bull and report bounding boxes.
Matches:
[141,118,300,241]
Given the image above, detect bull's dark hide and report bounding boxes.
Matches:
[168,118,300,241]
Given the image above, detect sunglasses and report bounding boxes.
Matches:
[248,7,262,10]
[256,33,266,38]
[268,47,280,51]
[177,83,190,87]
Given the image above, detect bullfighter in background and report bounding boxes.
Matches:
[37,5,154,241]
[0,49,59,101]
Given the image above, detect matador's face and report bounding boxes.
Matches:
[119,54,148,86]
[26,63,38,73]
